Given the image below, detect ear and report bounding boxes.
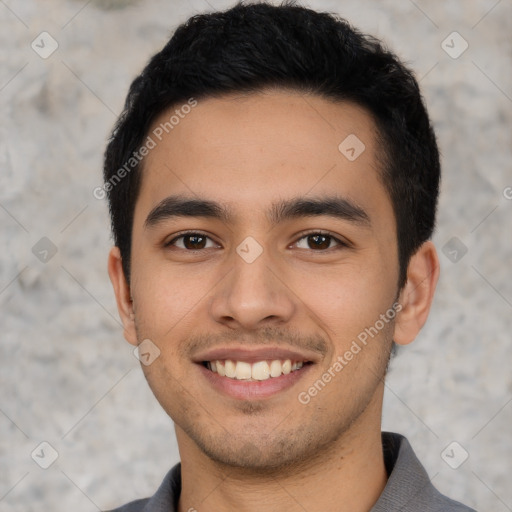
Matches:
[394,241,440,346]
[107,246,138,346]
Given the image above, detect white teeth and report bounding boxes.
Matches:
[206,358,307,380]
[269,360,282,377]
[225,360,236,378]
[251,361,270,380]
[235,361,252,380]
[217,361,226,376]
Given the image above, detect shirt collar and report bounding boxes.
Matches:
[141,432,461,512]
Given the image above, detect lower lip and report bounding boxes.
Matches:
[197,363,313,400]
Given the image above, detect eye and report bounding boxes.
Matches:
[164,231,348,252]
[166,232,219,250]
[294,231,347,251]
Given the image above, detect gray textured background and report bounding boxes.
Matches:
[1,0,511,510]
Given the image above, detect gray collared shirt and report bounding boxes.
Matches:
[107,432,477,511]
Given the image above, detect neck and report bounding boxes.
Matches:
[176,389,388,512]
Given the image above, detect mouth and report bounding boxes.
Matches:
[196,357,315,400]
[193,346,319,400]
[201,359,313,381]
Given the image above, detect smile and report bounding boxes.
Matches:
[203,359,311,380]
[198,359,314,400]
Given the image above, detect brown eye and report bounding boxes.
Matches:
[167,232,217,250]
[307,234,331,250]
[182,234,207,249]
[295,232,346,251]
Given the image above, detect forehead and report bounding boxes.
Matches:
[136,89,391,226]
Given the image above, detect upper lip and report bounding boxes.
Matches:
[192,346,320,364]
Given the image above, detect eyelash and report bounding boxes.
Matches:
[165,230,349,252]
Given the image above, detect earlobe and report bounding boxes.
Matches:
[107,247,138,346]
[394,241,440,346]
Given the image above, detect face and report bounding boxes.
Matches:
[110,89,416,472]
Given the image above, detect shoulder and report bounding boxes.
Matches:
[432,496,478,512]
[104,498,150,512]
[424,490,478,511]
[102,463,181,512]
[375,432,478,512]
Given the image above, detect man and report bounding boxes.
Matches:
[103,1,476,510]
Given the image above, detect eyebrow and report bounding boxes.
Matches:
[144,194,371,229]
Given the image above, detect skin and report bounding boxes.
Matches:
[108,89,439,512]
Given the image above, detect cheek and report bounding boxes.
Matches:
[299,258,396,337]
[130,262,207,340]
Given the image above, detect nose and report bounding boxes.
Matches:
[209,243,296,330]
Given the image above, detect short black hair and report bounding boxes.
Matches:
[103,0,440,288]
